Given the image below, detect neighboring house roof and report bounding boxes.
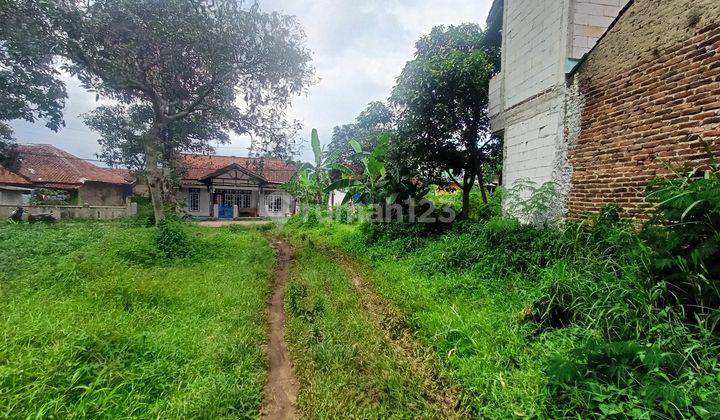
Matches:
[182,154,296,185]
[0,144,133,188]
[0,167,32,185]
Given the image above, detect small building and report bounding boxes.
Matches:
[179,154,297,219]
[0,144,133,206]
[0,168,33,205]
[487,0,630,199]
[487,0,720,219]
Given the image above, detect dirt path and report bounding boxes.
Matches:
[261,240,298,420]
[325,247,466,418]
[197,220,273,228]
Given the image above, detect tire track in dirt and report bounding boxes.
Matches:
[261,240,298,420]
[323,245,468,418]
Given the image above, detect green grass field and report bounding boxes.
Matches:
[0,221,275,418]
[284,238,458,418]
[280,216,720,418]
[283,223,550,417]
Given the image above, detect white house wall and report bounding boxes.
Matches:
[178,186,294,218]
[178,187,211,217]
[257,190,294,217]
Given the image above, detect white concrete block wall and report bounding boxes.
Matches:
[502,95,565,190]
[488,73,502,117]
[569,0,631,59]
[503,0,565,108]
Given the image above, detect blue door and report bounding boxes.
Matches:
[218,206,233,219]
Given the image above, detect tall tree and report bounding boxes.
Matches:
[328,101,394,163]
[390,23,498,219]
[0,0,67,168]
[83,104,223,205]
[45,0,313,222]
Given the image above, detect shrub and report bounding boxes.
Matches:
[547,334,720,418]
[644,163,720,329]
[154,218,195,260]
[505,179,563,225]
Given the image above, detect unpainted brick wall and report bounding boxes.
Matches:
[78,182,130,206]
[567,0,720,218]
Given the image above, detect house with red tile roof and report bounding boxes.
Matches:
[0,144,134,207]
[179,153,297,218]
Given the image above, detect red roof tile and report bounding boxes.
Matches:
[0,167,32,185]
[181,154,296,184]
[11,144,133,186]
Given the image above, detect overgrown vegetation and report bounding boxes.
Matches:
[0,221,275,418]
[281,164,720,418]
[283,242,453,417]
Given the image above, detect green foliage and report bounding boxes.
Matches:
[154,218,196,260]
[644,162,720,329]
[22,0,313,221]
[547,336,720,418]
[426,185,503,221]
[0,0,67,150]
[284,238,450,417]
[29,188,73,205]
[505,179,563,225]
[0,221,275,417]
[328,101,394,164]
[390,23,500,218]
[283,129,341,205]
[283,190,720,418]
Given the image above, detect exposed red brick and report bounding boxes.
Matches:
[568,10,720,219]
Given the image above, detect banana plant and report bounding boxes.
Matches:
[286,128,343,205]
[328,134,393,204]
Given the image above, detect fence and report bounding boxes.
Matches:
[0,202,138,221]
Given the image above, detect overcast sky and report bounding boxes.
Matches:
[9,0,493,164]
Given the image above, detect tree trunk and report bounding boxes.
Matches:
[144,121,167,224]
[477,168,488,204]
[145,151,165,224]
[459,171,476,220]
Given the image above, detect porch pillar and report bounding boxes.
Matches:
[209,185,216,218]
[257,186,263,217]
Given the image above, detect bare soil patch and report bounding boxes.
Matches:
[197,220,272,228]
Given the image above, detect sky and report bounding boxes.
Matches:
[9,0,493,164]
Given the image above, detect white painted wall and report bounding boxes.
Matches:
[258,190,294,217]
[178,187,211,217]
[177,186,294,218]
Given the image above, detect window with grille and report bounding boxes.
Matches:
[218,189,252,208]
[188,188,201,212]
[265,194,282,213]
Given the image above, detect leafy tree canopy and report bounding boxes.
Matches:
[35,0,314,221]
[390,23,498,218]
[328,101,394,163]
[0,0,68,167]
